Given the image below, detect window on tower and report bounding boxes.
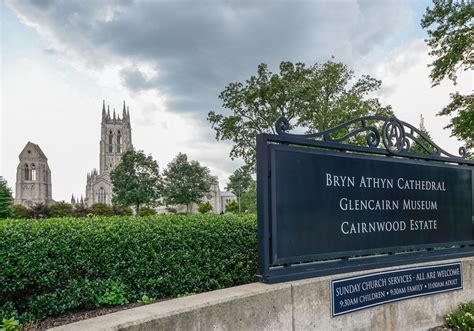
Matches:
[117,130,122,153]
[108,130,113,153]
[98,187,106,203]
[24,164,30,180]
[31,164,37,181]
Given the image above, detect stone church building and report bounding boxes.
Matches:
[85,101,133,206]
[14,142,53,206]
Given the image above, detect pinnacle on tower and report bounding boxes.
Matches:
[122,101,127,120]
[113,108,116,120]
[102,100,106,120]
[107,105,111,119]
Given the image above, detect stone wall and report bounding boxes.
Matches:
[50,257,473,331]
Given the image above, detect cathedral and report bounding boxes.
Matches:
[14,142,53,206]
[13,100,235,213]
[85,101,133,206]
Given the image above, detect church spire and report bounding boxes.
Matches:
[122,101,127,120]
[102,100,106,121]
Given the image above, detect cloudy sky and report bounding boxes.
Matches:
[1,0,472,201]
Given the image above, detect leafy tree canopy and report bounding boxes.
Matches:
[49,202,73,218]
[0,178,13,218]
[162,153,214,212]
[421,0,474,149]
[111,149,162,213]
[208,59,393,170]
[240,181,256,214]
[226,166,253,214]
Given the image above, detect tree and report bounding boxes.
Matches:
[30,203,49,219]
[137,206,157,216]
[0,178,13,218]
[197,201,213,214]
[111,149,162,214]
[11,204,30,219]
[90,203,114,216]
[225,166,252,214]
[49,202,73,218]
[240,181,257,214]
[162,153,213,213]
[421,0,474,149]
[410,115,437,154]
[224,200,239,213]
[208,59,393,170]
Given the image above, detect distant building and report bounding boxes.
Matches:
[85,101,133,206]
[14,142,53,207]
[220,191,236,212]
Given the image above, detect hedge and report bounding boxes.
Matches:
[0,214,257,323]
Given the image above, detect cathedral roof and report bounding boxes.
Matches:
[19,141,48,160]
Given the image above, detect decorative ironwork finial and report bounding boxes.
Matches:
[273,116,468,162]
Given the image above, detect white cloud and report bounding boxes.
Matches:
[369,39,473,155]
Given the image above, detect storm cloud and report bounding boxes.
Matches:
[6,0,413,115]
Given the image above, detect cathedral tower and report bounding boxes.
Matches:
[99,100,133,175]
[85,101,133,206]
[14,142,53,207]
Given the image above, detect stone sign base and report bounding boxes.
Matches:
[51,257,473,331]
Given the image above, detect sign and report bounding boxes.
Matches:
[271,145,472,264]
[331,262,463,316]
[256,116,474,284]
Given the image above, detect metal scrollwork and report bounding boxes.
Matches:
[382,118,409,153]
[273,115,469,162]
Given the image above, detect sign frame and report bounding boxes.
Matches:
[256,116,474,284]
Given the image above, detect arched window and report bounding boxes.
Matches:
[117,130,122,153]
[24,164,30,180]
[108,130,113,153]
[31,164,37,181]
[98,187,106,203]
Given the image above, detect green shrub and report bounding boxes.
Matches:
[10,205,30,219]
[0,214,257,323]
[444,301,474,331]
[137,207,156,216]
[197,201,213,214]
[138,295,156,305]
[95,281,129,308]
[29,203,49,219]
[49,202,73,218]
[73,204,90,217]
[113,205,133,216]
[1,316,20,331]
[89,203,114,216]
[225,201,239,213]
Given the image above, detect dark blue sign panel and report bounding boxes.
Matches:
[331,262,463,316]
[270,145,472,264]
